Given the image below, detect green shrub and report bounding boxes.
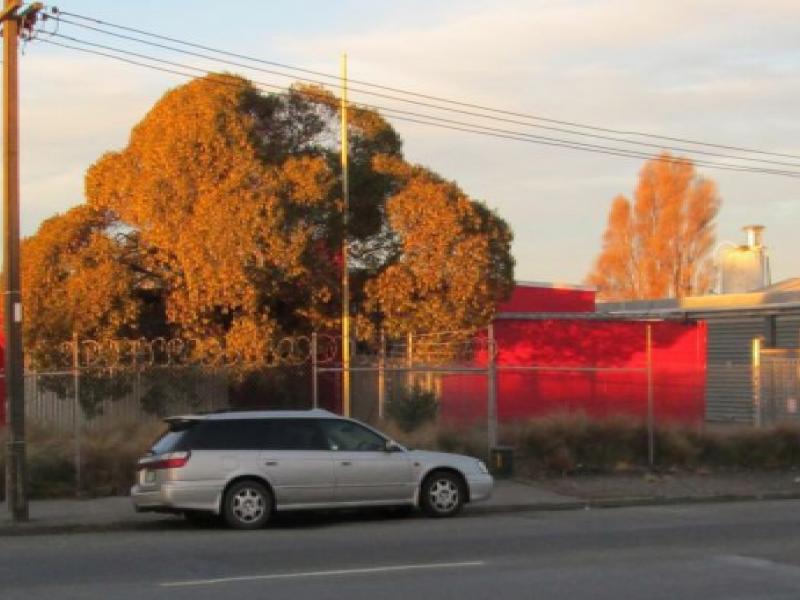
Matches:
[385,385,438,433]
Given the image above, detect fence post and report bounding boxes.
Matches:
[72,332,82,497]
[311,332,318,409]
[646,324,655,468]
[487,324,498,453]
[406,332,413,391]
[752,336,763,428]
[378,330,386,419]
[133,340,140,411]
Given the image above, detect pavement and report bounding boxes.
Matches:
[3,470,800,536]
[6,497,800,599]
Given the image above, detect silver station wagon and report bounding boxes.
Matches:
[131,409,493,529]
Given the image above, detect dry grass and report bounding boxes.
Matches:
[79,419,165,496]
[3,414,800,499]
[381,421,489,461]
[0,418,163,499]
[503,414,800,475]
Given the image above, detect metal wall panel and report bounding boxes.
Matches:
[777,315,800,348]
[704,317,765,423]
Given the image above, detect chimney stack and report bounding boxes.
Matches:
[744,224,764,249]
[719,225,771,293]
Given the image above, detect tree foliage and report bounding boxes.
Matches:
[22,74,514,365]
[21,205,139,369]
[587,153,720,300]
[361,157,514,338]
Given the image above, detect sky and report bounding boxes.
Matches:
[8,0,800,285]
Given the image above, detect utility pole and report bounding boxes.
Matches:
[2,0,41,522]
[340,53,351,417]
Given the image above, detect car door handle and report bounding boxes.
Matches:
[340,461,352,466]
[265,461,278,466]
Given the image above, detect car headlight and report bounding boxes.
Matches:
[477,460,489,474]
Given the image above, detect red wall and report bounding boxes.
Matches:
[497,285,595,314]
[441,318,706,427]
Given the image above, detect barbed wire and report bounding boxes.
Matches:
[51,335,340,371]
[35,332,492,372]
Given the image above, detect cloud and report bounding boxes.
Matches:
[9,0,800,285]
[14,51,216,235]
[278,0,800,282]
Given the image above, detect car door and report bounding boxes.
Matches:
[317,418,414,504]
[259,419,336,508]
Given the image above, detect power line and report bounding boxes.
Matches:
[36,36,800,179]
[34,35,800,178]
[49,7,800,162]
[53,30,800,171]
[45,18,800,170]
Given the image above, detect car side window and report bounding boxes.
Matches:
[188,420,266,450]
[317,419,386,451]
[266,419,329,451]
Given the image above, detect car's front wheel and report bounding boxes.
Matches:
[222,480,272,529]
[420,471,465,518]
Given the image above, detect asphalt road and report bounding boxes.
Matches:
[4,501,800,599]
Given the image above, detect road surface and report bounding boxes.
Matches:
[3,501,800,599]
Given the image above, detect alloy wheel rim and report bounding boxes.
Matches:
[232,488,266,523]
[429,479,459,512]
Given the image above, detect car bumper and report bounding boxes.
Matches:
[131,481,221,514]
[466,473,493,502]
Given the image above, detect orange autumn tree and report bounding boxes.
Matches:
[22,74,515,366]
[587,153,720,300]
[21,205,139,369]
[361,157,514,337]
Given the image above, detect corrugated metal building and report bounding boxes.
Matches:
[438,282,707,427]
[599,278,800,424]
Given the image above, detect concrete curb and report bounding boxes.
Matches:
[466,490,800,515]
[3,491,800,536]
[0,519,174,538]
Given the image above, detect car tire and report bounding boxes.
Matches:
[222,480,273,530]
[420,471,465,518]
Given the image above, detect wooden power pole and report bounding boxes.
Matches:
[2,0,42,522]
[340,53,350,417]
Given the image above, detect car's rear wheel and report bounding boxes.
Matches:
[222,480,272,529]
[420,471,465,518]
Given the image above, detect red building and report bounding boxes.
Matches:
[441,282,706,426]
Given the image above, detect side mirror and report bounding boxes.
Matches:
[384,440,403,453]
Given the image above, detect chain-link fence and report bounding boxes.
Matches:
[315,325,670,469]
[24,368,230,431]
[759,348,800,425]
[2,325,705,497]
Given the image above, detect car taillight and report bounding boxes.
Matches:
[138,451,191,471]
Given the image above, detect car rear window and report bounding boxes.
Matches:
[155,418,330,451]
[150,421,198,455]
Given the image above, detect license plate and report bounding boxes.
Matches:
[144,470,156,484]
